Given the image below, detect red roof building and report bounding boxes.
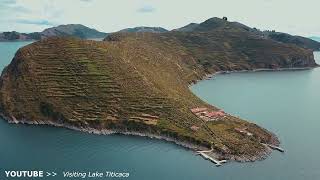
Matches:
[206,110,225,118]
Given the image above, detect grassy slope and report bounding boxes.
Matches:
[1,34,312,160]
[175,17,320,51]
[107,30,316,73]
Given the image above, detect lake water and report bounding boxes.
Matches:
[0,41,319,180]
[0,41,32,71]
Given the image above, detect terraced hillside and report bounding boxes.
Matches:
[0,29,316,161]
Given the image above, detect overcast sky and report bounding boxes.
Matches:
[0,0,319,36]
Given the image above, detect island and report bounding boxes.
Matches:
[0,24,107,41]
[0,17,318,164]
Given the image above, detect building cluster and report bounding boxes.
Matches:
[191,107,226,121]
[234,127,253,136]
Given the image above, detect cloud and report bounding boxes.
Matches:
[0,0,30,13]
[80,0,93,2]
[137,5,155,13]
[11,5,30,13]
[15,19,56,26]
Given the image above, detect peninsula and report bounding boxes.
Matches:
[0,17,317,163]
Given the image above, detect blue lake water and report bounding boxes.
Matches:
[0,41,32,70]
[0,41,319,179]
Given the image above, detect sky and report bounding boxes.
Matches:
[0,0,319,37]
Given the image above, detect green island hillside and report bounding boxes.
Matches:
[0,18,317,162]
[174,17,320,51]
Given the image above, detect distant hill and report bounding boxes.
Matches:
[310,36,320,42]
[0,24,107,41]
[174,17,320,51]
[39,24,107,39]
[118,26,168,33]
[2,19,319,51]
[0,25,169,41]
[0,31,34,41]
[174,17,253,32]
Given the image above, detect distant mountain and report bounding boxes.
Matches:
[310,36,320,42]
[174,17,320,51]
[39,24,107,39]
[174,17,253,32]
[118,26,168,33]
[0,24,107,41]
[0,25,169,41]
[2,18,319,51]
[0,31,33,41]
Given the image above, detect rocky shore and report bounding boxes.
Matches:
[0,112,279,163]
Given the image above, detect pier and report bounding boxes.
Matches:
[196,149,227,166]
[262,143,285,152]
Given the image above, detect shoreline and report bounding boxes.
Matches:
[189,66,318,87]
[0,113,275,163]
[0,40,35,43]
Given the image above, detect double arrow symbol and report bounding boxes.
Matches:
[46,172,57,177]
